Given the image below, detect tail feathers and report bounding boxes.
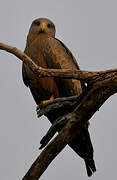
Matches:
[84,159,96,177]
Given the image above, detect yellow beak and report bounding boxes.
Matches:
[41,23,46,31]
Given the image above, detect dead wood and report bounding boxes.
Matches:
[0,42,117,180]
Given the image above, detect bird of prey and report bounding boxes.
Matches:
[22,18,96,176]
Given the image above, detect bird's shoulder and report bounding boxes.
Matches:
[45,37,80,70]
[24,35,80,70]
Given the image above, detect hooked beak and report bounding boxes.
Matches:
[39,23,46,34]
[41,23,46,31]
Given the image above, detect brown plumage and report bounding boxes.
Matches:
[22,18,96,176]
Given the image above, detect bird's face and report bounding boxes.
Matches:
[26,18,56,47]
[29,18,56,37]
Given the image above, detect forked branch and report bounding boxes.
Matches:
[0,42,117,180]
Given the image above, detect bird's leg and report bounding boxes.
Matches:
[42,95,54,104]
[36,95,54,112]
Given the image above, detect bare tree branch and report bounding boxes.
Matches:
[37,95,79,117]
[0,42,117,180]
[1,42,117,83]
[23,74,117,180]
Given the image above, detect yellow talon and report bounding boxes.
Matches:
[42,95,54,104]
[36,96,54,112]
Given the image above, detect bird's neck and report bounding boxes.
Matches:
[26,33,38,48]
[26,32,55,48]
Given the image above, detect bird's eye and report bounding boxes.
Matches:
[35,21,40,26]
[47,23,51,28]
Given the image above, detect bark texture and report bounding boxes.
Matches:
[0,42,117,180]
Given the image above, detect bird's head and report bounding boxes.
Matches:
[26,18,56,46]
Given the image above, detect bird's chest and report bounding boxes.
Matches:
[25,46,59,100]
[26,50,48,85]
[28,45,47,68]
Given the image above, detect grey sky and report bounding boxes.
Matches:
[0,0,117,179]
